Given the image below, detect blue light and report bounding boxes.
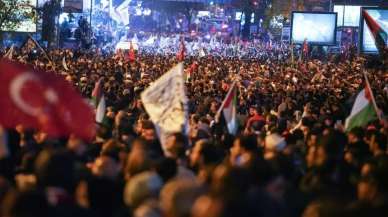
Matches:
[143,8,151,16]
[59,13,68,24]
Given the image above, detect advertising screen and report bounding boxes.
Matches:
[334,5,363,27]
[291,12,337,45]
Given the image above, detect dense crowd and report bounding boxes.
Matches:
[0,43,387,217]
[85,32,287,59]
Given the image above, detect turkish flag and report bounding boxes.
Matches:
[177,38,185,62]
[189,62,198,76]
[0,59,95,141]
[128,42,136,62]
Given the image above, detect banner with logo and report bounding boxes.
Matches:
[141,63,188,153]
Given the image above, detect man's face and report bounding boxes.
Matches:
[307,135,317,147]
[249,108,256,116]
[142,128,156,141]
[361,163,373,177]
[210,102,218,113]
[67,136,85,155]
[347,133,358,144]
[165,135,176,154]
[136,99,142,108]
[34,132,48,144]
[190,115,197,126]
[135,119,143,134]
[91,156,120,179]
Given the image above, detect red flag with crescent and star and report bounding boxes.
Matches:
[128,42,136,62]
[0,59,96,141]
[177,37,186,62]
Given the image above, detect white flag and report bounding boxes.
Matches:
[62,56,69,71]
[199,47,206,57]
[144,36,156,46]
[141,63,188,152]
[96,95,106,123]
[3,45,14,59]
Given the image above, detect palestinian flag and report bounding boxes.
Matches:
[3,45,14,59]
[91,78,107,124]
[22,37,37,51]
[362,10,388,55]
[345,81,378,131]
[217,83,238,135]
[199,47,206,57]
[91,78,103,108]
[62,56,69,71]
[95,95,106,124]
[23,35,53,66]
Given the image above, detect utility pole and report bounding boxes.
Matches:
[90,0,93,27]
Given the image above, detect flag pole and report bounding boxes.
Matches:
[363,70,383,122]
[3,44,14,59]
[290,40,294,68]
[27,34,54,65]
[215,81,237,122]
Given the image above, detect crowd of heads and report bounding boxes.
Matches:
[0,41,387,217]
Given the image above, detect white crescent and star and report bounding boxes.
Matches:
[9,72,59,117]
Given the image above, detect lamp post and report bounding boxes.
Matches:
[90,0,93,27]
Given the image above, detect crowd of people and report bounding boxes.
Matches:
[87,31,281,59]
[0,40,387,217]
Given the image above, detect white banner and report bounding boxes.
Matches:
[141,63,188,151]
